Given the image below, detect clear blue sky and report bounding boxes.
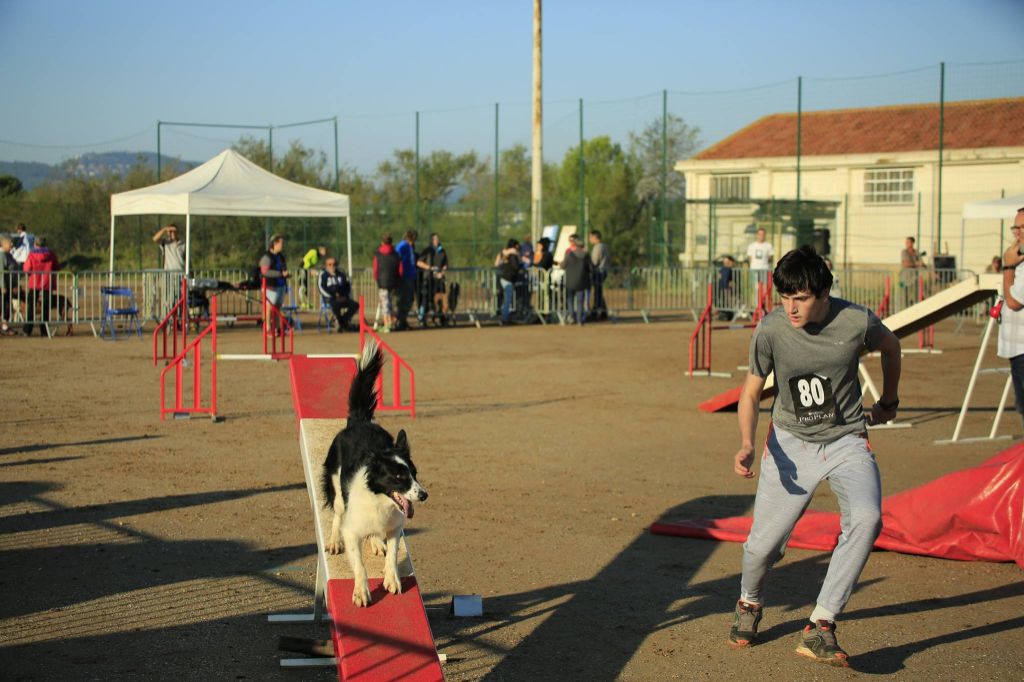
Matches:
[1,0,1022,172]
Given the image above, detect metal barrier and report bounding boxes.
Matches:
[0,265,986,337]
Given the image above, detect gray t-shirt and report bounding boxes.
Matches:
[590,242,609,272]
[749,298,886,443]
[160,239,186,271]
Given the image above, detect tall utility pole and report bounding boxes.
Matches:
[531,0,543,245]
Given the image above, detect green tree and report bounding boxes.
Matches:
[552,135,640,264]
[0,174,24,197]
[628,114,701,264]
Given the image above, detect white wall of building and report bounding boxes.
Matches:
[678,147,1024,272]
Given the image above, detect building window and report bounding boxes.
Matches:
[864,168,914,205]
[710,175,750,201]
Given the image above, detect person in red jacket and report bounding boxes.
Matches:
[23,237,60,336]
[373,233,401,332]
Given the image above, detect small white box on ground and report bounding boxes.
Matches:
[449,595,483,617]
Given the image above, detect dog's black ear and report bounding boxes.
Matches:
[395,429,408,449]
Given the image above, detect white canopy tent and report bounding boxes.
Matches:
[959,194,1024,270]
[109,148,353,275]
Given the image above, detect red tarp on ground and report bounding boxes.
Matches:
[651,444,1024,568]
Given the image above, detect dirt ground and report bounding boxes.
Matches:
[2,313,1023,681]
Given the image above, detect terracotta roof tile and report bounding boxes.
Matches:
[693,98,1024,160]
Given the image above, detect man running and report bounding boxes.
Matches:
[730,245,902,667]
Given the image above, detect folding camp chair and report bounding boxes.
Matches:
[99,286,143,340]
[317,298,336,334]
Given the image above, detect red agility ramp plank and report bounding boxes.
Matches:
[698,384,775,413]
[289,355,359,420]
[651,444,1024,568]
[327,577,444,682]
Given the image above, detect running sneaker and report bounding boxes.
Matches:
[728,600,763,648]
[795,620,850,667]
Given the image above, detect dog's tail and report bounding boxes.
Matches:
[349,339,384,422]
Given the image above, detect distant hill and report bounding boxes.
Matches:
[0,151,199,191]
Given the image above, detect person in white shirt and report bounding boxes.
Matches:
[11,223,34,265]
[997,208,1024,434]
[745,228,774,305]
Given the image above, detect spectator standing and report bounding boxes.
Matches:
[899,236,925,310]
[535,237,554,271]
[534,237,555,318]
[417,233,450,325]
[494,239,521,326]
[23,237,60,336]
[152,223,186,312]
[11,222,35,265]
[561,234,593,325]
[395,230,418,330]
[373,233,400,333]
[745,228,774,305]
[717,255,736,321]
[318,257,357,332]
[589,230,610,320]
[300,244,328,310]
[1,237,18,335]
[520,237,535,271]
[986,256,1002,274]
[259,234,290,333]
[996,209,1024,434]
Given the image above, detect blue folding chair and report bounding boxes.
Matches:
[280,286,303,333]
[99,287,143,340]
[317,297,336,334]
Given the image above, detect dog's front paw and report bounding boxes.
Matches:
[383,570,402,595]
[370,536,387,556]
[327,539,345,555]
[351,582,371,607]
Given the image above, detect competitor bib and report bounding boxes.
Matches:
[788,373,837,425]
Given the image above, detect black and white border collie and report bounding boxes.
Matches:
[321,341,428,607]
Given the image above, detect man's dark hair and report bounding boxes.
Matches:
[15,223,26,232]
[590,229,602,240]
[773,245,833,297]
[404,230,417,241]
[906,236,915,243]
[36,236,47,248]
[506,238,519,249]
[381,232,393,245]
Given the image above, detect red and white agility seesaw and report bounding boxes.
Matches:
[273,351,443,680]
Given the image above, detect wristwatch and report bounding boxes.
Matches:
[877,398,900,411]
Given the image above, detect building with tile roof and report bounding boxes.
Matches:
[674,98,1024,272]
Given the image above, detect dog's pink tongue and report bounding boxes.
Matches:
[391,492,413,518]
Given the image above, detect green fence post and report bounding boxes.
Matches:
[415,111,421,233]
[937,62,945,254]
[796,76,802,231]
[494,103,499,244]
[579,98,585,233]
[661,89,668,267]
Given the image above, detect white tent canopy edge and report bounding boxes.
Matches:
[960,194,1024,270]
[109,148,353,275]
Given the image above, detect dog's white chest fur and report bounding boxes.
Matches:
[343,470,405,537]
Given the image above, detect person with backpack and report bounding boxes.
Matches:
[373,233,400,333]
[259,234,290,334]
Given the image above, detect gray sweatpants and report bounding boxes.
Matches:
[740,425,882,621]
